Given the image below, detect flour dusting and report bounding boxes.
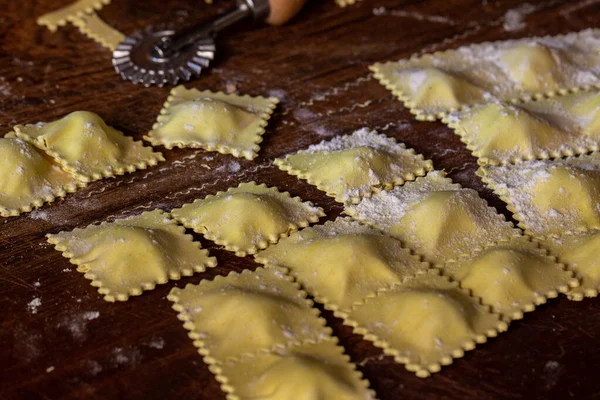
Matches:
[27,297,41,314]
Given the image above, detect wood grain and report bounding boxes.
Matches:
[2,0,600,399]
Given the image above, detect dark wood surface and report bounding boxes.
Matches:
[2,0,600,399]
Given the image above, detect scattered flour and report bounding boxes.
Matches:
[27,297,41,314]
[503,3,539,32]
[46,366,54,373]
[146,337,165,349]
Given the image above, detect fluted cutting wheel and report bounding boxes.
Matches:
[112,25,216,87]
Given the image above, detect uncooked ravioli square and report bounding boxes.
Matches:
[167,267,331,365]
[171,181,325,257]
[345,170,518,265]
[274,128,433,204]
[343,270,508,378]
[443,92,600,166]
[443,234,578,320]
[47,209,217,302]
[145,85,278,160]
[14,111,164,182]
[478,153,600,239]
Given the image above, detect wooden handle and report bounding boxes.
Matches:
[266,0,308,25]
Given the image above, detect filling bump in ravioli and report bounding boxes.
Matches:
[479,154,600,238]
[14,110,163,182]
[171,182,324,256]
[391,67,490,111]
[168,267,330,363]
[275,128,433,204]
[346,270,507,378]
[0,137,83,217]
[444,235,578,320]
[47,210,216,302]
[219,340,375,400]
[345,171,517,264]
[496,43,562,92]
[145,85,278,159]
[255,218,429,311]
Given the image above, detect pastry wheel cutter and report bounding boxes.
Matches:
[113,0,307,87]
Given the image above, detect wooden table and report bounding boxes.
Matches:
[2,0,600,398]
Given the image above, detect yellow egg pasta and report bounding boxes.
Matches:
[37,0,110,32]
[345,171,518,264]
[478,154,600,239]
[444,235,578,320]
[171,182,325,257]
[274,128,433,204]
[539,230,600,301]
[216,339,375,400]
[342,270,508,378]
[443,94,600,166]
[47,210,216,302]
[14,111,164,182]
[255,217,430,312]
[0,137,85,217]
[372,29,600,120]
[168,267,331,364]
[145,86,278,159]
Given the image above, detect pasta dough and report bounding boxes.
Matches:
[37,0,110,32]
[275,128,433,204]
[344,270,507,378]
[444,235,578,320]
[372,29,600,120]
[14,111,164,182]
[171,182,325,256]
[0,137,84,217]
[168,267,331,364]
[255,218,429,312]
[145,86,278,159]
[443,96,600,165]
[217,339,375,400]
[540,230,600,300]
[345,171,518,264]
[47,210,216,302]
[478,154,600,238]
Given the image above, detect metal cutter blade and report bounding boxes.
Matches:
[113,0,269,87]
[112,25,216,87]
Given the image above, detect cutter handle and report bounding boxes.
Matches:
[266,0,309,25]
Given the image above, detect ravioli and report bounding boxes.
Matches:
[345,171,518,264]
[540,230,600,300]
[0,137,84,217]
[145,86,278,159]
[14,111,164,182]
[255,218,429,312]
[345,270,507,377]
[275,128,433,203]
[379,66,491,116]
[47,210,216,302]
[218,339,375,400]
[479,154,600,238]
[444,235,578,320]
[171,182,324,256]
[372,29,600,119]
[168,267,330,364]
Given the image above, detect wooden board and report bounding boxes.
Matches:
[2,0,600,399]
